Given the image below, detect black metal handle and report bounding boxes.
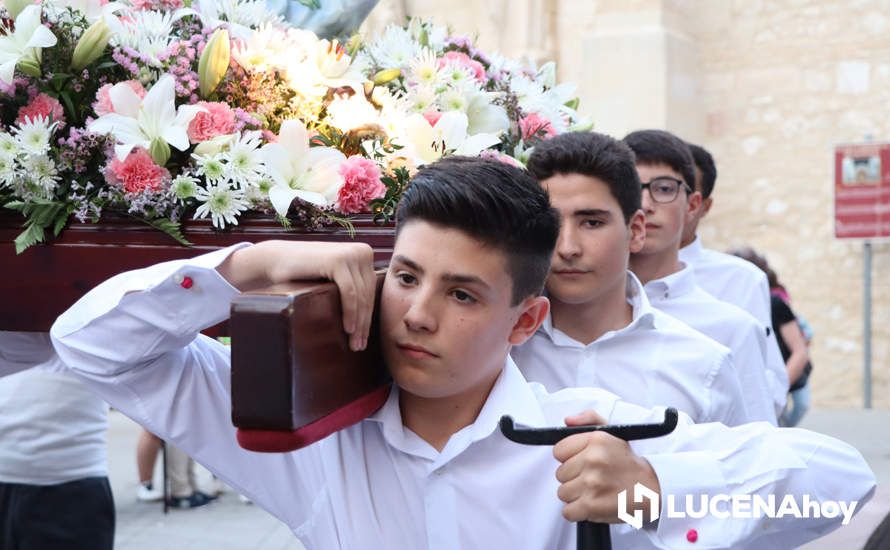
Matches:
[499,407,679,550]
[579,521,611,550]
[499,407,678,446]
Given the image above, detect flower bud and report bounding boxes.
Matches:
[71,19,111,71]
[198,29,230,98]
[372,68,401,85]
[149,138,170,166]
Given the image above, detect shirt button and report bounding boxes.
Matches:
[434,467,445,476]
[686,528,698,543]
[173,274,193,289]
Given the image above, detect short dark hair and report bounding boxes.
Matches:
[525,131,642,223]
[396,156,560,305]
[622,129,696,192]
[688,143,717,198]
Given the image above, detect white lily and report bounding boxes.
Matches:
[260,119,346,215]
[287,38,365,98]
[0,5,58,85]
[88,74,205,162]
[398,111,501,166]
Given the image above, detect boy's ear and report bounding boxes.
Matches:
[628,209,646,254]
[685,191,703,225]
[508,296,550,346]
[700,196,713,218]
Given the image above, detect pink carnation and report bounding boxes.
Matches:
[105,148,170,194]
[438,51,486,83]
[519,112,557,141]
[16,93,65,126]
[187,101,236,143]
[337,156,385,214]
[94,81,146,116]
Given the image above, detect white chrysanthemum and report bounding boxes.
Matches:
[192,152,228,183]
[113,9,194,65]
[405,84,438,113]
[439,88,469,113]
[24,154,59,196]
[225,131,264,184]
[366,24,420,70]
[439,61,480,92]
[0,153,18,186]
[170,174,198,201]
[407,48,439,87]
[194,0,282,39]
[247,174,274,202]
[487,52,525,79]
[231,25,316,73]
[0,133,19,156]
[193,182,249,228]
[13,117,54,156]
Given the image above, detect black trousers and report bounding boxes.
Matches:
[0,476,114,550]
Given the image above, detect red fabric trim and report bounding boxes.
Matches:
[236,385,391,453]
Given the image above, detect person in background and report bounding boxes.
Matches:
[136,429,163,502]
[0,332,113,550]
[731,247,812,427]
[136,428,218,508]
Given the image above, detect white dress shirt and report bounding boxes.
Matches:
[680,237,789,415]
[512,272,749,426]
[48,247,875,549]
[0,332,108,485]
[642,265,776,424]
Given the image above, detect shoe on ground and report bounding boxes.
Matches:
[166,491,217,509]
[136,482,163,502]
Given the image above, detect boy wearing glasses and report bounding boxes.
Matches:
[623,130,776,423]
[512,132,750,426]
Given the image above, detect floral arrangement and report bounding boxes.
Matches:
[0,0,591,252]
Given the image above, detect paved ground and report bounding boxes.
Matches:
[107,408,890,549]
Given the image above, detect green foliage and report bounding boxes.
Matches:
[142,216,192,246]
[369,166,410,224]
[5,198,71,254]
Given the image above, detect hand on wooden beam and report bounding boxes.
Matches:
[217,240,377,351]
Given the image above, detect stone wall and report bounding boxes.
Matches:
[361,0,890,408]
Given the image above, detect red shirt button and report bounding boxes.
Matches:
[180,276,193,289]
[686,529,698,543]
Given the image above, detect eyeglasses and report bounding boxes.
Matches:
[641,177,692,203]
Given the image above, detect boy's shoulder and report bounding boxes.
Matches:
[698,248,767,282]
[648,307,732,358]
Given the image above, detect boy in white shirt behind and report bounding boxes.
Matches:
[513,132,750,426]
[680,142,789,415]
[623,129,776,423]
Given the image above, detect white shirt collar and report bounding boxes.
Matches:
[366,358,547,464]
[642,262,697,302]
[678,235,704,264]
[539,271,656,346]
